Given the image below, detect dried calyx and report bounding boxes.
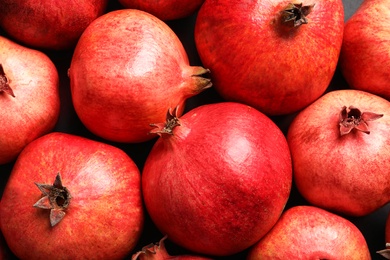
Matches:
[131,235,170,260]
[281,3,315,27]
[0,64,15,97]
[33,173,71,227]
[339,106,383,136]
[191,67,212,92]
[377,243,390,259]
[150,107,181,136]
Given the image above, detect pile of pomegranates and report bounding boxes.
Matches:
[1,0,390,259]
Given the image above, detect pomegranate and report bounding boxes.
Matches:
[340,0,390,100]
[0,36,60,165]
[69,9,211,143]
[0,0,108,50]
[287,89,390,216]
[142,102,292,256]
[119,0,205,21]
[0,132,144,259]
[247,205,371,259]
[194,0,344,116]
[132,236,213,260]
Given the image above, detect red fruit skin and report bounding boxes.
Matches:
[0,36,60,165]
[194,0,344,116]
[247,205,371,259]
[142,102,292,256]
[69,9,210,143]
[0,132,144,259]
[287,89,390,216]
[340,0,390,99]
[119,0,205,21]
[0,0,108,50]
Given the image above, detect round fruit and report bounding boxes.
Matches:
[247,205,371,259]
[287,89,390,216]
[69,9,211,143]
[0,0,108,50]
[340,0,390,100]
[142,102,292,256]
[0,36,60,165]
[194,0,344,115]
[0,132,144,259]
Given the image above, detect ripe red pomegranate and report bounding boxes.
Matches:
[69,9,211,143]
[0,132,144,259]
[194,0,344,116]
[119,0,205,21]
[340,0,390,100]
[0,36,60,165]
[247,205,371,259]
[142,102,292,256]
[287,89,390,216]
[0,0,108,50]
[132,236,213,260]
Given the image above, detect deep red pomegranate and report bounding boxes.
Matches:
[287,89,390,216]
[194,0,344,116]
[0,132,144,259]
[340,0,390,100]
[142,102,292,256]
[247,205,371,259]
[0,0,108,50]
[119,0,205,21]
[0,36,60,165]
[69,9,211,143]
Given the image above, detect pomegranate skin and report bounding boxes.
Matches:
[69,9,210,143]
[142,102,292,256]
[119,0,205,21]
[194,0,344,116]
[287,89,390,216]
[0,36,60,165]
[247,206,371,260]
[0,0,108,50]
[340,0,390,99]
